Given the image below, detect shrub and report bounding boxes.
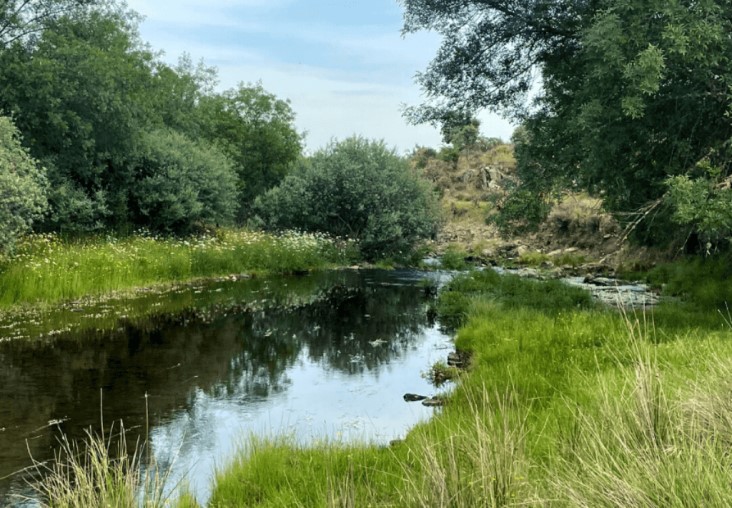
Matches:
[441,246,469,270]
[254,137,440,260]
[0,116,48,253]
[665,161,732,250]
[490,187,550,236]
[131,129,238,234]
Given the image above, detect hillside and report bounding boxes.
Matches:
[413,143,627,273]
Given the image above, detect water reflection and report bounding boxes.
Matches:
[0,270,452,505]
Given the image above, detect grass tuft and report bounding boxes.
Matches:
[27,423,173,508]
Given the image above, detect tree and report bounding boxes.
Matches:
[0,0,99,47]
[0,7,158,232]
[130,129,238,234]
[0,115,47,252]
[403,0,732,241]
[254,137,440,260]
[198,83,302,221]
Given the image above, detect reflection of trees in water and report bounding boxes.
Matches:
[0,270,433,500]
[290,282,430,373]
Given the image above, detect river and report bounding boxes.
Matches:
[0,269,453,506]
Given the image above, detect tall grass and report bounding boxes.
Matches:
[27,423,173,508]
[551,329,732,506]
[0,230,353,308]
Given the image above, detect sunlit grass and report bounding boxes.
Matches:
[0,229,354,308]
[28,423,173,508]
[207,270,732,507]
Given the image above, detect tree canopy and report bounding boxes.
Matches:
[0,3,302,235]
[198,83,302,221]
[403,0,732,244]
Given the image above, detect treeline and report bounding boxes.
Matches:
[0,1,440,260]
[0,1,300,243]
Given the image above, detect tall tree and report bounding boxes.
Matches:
[0,7,157,231]
[403,0,732,239]
[198,83,302,222]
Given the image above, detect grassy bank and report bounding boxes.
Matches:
[203,268,732,507]
[0,230,353,309]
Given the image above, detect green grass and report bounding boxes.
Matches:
[0,230,353,309]
[645,254,732,310]
[206,266,732,507]
[30,423,174,508]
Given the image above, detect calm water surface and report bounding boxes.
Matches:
[0,269,453,505]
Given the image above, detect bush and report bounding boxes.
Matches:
[665,162,732,250]
[647,256,732,310]
[490,188,550,236]
[254,137,440,260]
[131,129,238,234]
[0,116,48,253]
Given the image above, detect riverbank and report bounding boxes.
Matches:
[204,264,732,507]
[0,229,354,311]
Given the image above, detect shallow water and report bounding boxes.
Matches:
[0,269,453,506]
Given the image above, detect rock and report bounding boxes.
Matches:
[422,398,445,407]
[591,277,617,287]
[404,393,428,402]
[447,351,464,367]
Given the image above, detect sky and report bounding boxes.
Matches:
[124,0,515,154]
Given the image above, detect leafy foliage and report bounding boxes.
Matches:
[0,8,157,232]
[198,83,302,221]
[130,129,238,234]
[403,0,732,242]
[665,160,732,249]
[0,116,47,252]
[0,7,299,235]
[254,137,440,260]
[0,0,99,47]
[489,188,550,236]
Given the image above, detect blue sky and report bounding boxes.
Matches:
[125,0,515,153]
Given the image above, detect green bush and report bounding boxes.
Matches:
[665,162,732,250]
[648,256,732,310]
[254,137,440,260]
[0,116,48,253]
[131,129,238,234]
[440,246,469,270]
[490,188,550,236]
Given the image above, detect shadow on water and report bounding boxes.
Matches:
[0,269,452,505]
